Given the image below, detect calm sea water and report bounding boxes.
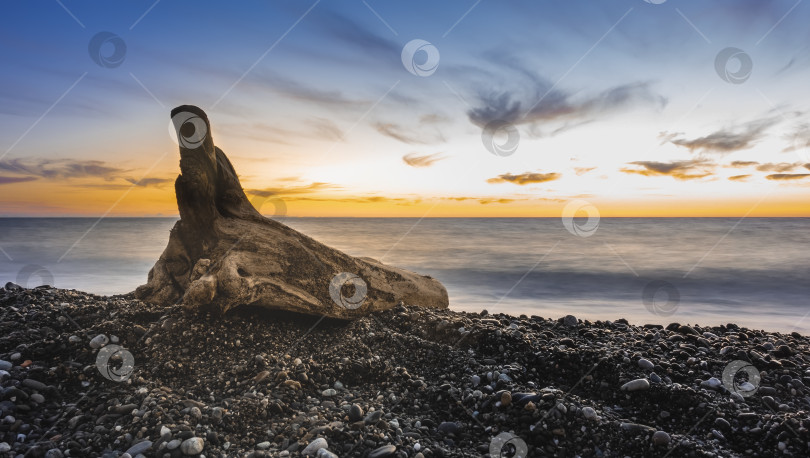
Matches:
[0,217,808,333]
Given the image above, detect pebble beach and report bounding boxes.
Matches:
[1,283,809,457]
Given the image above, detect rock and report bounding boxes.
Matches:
[22,379,47,391]
[0,360,11,371]
[638,358,654,371]
[321,389,336,397]
[762,396,778,410]
[621,422,655,433]
[135,105,448,318]
[470,375,480,386]
[677,325,699,335]
[180,437,204,455]
[700,377,722,391]
[500,391,512,406]
[125,441,152,456]
[316,449,339,458]
[368,445,397,458]
[582,406,598,420]
[0,443,10,452]
[714,417,731,431]
[166,439,182,450]
[89,334,109,349]
[44,449,64,458]
[302,438,328,456]
[652,431,671,445]
[348,404,364,422]
[563,315,578,327]
[438,421,462,436]
[621,379,650,392]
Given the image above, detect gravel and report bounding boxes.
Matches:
[1,283,810,456]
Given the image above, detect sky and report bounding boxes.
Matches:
[1,0,809,217]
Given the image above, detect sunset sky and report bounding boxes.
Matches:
[1,0,809,217]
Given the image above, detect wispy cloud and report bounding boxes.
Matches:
[467,71,665,136]
[729,160,759,167]
[0,176,37,185]
[125,177,173,187]
[402,152,445,168]
[765,173,810,181]
[755,162,801,172]
[246,182,340,197]
[487,172,562,185]
[373,121,445,145]
[0,158,127,180]
[666,118,778,154]
[621,159,715,180]
[478,198,515,205]
[728,174,751,181]
[316,10,400,61]
[574,167,596,176]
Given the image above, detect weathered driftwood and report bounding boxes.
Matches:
[135,105,448,317]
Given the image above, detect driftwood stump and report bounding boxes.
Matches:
[134,105,449,318]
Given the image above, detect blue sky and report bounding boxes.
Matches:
[1,0,809,216]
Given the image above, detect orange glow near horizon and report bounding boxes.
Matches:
[2,179,808,217]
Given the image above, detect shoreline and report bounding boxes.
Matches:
[1,284,809,457]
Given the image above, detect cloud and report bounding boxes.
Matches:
[755,162,801,172]
[373,121,445,145]
[223,118,345,145]
[0,158,127,180]
[261,72,366,108]
[278,195,421,206]
[467,75,665,135]
[125,177,174,188]
[574,167,596,176]
[765,173,810,181]
[667,118,778,154]
[402,153,445,168]
[478,198,515,205]
[306,117,344,141]
[728,174,751,181]
[729,161,759,167]
[487,172,562,185]
[0,176,37,185]
[806,164,810,171]
[246,182,340,197]
[620,159,715,180]
[374,123,430,144]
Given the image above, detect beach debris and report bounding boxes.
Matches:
[135,105,448,317]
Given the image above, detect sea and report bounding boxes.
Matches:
[0,217,808,333]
